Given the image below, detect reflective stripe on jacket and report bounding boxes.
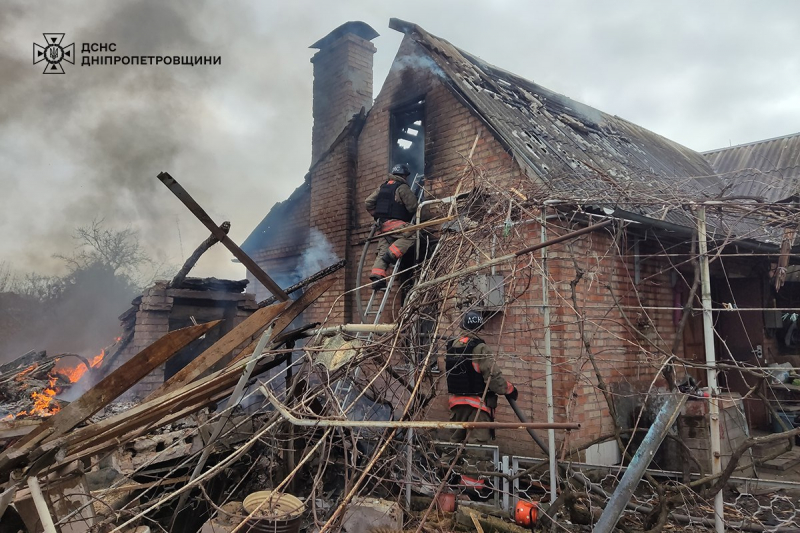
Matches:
[449,395,493,414]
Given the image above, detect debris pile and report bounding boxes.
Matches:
[2,164,800,533]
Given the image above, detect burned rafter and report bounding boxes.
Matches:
[168,221,231,289]
[157,171,290,301]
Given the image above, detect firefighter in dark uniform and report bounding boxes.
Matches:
[364,163,419,290]
[446,310,518,444]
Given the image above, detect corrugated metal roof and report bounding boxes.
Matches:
[703,132,800,203]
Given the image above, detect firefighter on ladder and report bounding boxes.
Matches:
[446,310,518,444]
[364,163,419,291]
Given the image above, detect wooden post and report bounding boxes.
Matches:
[157,172,289,301]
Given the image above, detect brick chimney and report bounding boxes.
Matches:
[310,21,378,163]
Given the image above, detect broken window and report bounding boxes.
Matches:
[390,98,425,190]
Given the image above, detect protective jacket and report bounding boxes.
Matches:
[445,334,513,414]
[365,176,418,226]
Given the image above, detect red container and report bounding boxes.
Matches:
[514,500,538,527]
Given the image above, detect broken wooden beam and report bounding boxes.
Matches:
[258,259,345,307]
[145,301,291,400]
[168,221,231,289]
[157,171,289,301]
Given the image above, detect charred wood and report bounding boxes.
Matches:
[168,221,231,289]
[258,259,345,307]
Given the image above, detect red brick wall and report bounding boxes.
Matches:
[306,125,359,324]
[311,33,375,163]
[248,36,682,457]
[112,282,257,399]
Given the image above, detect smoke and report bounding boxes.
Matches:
[260,228,340,299]
[298,229,339,280]
[390,53,445,79]
[0,0,320,279]
[0,0,314,357]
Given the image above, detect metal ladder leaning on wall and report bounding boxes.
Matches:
[337,176,426,408]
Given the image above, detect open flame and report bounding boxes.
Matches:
[54,349,105,384]
[29,375,61,416]
[3,348,108,421]
[4,375,61,420]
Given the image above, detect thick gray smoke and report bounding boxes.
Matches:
[266,228,340,295]
[0,1,289,359]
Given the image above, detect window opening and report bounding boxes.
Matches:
[390,99,425,191]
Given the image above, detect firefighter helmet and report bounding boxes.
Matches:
[462,310,483,331]
[391,163,411,177]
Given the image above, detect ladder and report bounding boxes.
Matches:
[336,176,425,408]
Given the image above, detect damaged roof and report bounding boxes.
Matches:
[388,19,794,247]
[389,18,724,216]
[241,178,310,255]
[704,131,800,203]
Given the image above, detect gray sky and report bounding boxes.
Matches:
[2,0,799,282]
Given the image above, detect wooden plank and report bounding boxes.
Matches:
[57,396,226,466]
[59,364,245,452]
[0,322,219,475]
[0,420,41,440]
[230,276,337,365]
[144,301,290,400]
[157,172,289,301]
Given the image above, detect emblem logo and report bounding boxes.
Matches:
[33,33,75,74]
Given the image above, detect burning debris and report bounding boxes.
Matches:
[0,335,126,424]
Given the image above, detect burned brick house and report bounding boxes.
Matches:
[242,19,800,460]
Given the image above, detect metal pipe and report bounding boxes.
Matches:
[414,219,613,291]
[27,475,57,533]
[593,393,687,533]
[507,398,550,453]
[262,386,579,430]
[541,211,557,504]
[698,206,725,533]
[305,323,396,338]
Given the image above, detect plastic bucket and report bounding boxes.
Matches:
[242,491,304,533]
